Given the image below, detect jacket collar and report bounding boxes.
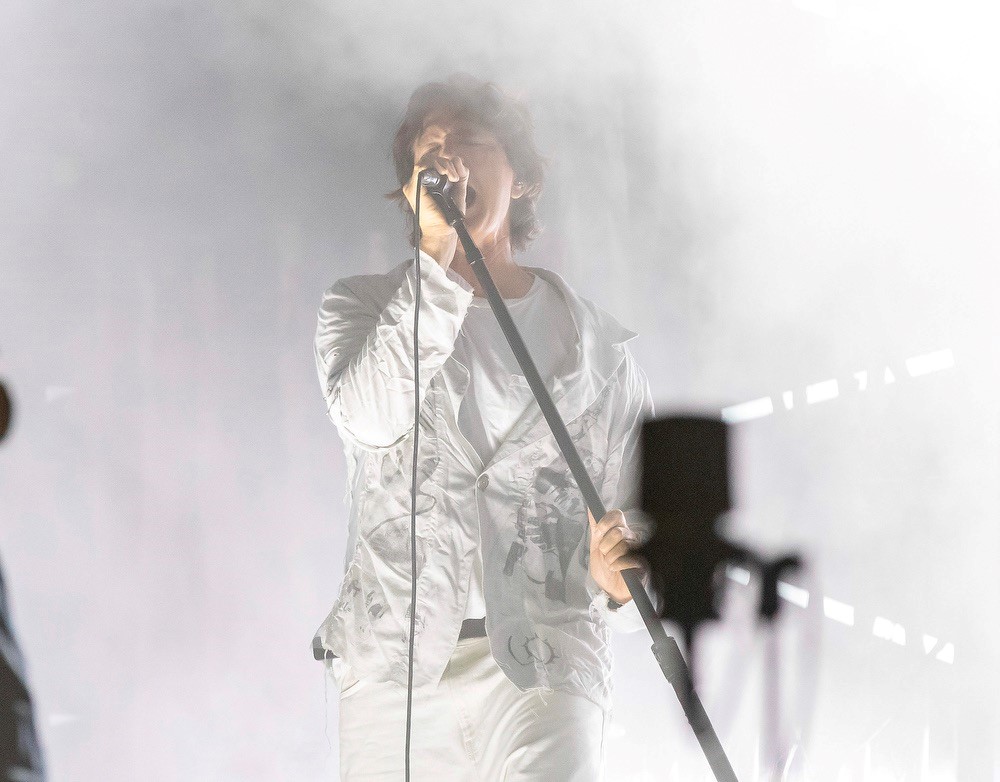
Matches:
[528,265,636,404]
[444,265,637,469]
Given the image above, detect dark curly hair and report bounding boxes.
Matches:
[388,74,546,253]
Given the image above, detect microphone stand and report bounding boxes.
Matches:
[421,172,739,782]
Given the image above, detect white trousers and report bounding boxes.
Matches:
[332,635,607,781]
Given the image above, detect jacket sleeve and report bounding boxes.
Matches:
[590,350,661,633]
[315,254,474,449]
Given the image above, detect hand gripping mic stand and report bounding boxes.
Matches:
[419,170,739,781]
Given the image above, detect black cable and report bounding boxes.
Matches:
[404,176,422,782]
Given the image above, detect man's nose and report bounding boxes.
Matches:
[431,140,458,161]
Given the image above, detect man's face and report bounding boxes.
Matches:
[412,109,522,245]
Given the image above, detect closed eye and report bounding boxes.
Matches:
[452,135,499,148]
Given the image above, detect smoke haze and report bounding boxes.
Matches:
[1,0,997,778]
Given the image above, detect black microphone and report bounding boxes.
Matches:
[416,168,464,227]
[418,168,447,190]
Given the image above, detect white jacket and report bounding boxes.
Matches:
[312,255,653,710]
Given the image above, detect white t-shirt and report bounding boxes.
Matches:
[450,272,579,621]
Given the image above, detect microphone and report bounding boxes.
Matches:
[418,168,447,191]
[415,168,464,227]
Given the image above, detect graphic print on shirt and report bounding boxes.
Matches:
[505,467,586,603]
[503,385,613,605]
[336,559,391,627]
[337,380,450,653]
[507,633,560,666]
[330,438,442,655]
[399,600,428,648]
[362,442,440,578]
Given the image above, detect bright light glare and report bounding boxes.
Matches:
[777,580,810,608]
[721,396,774,423]
[806,379,839,405]
[905,349,955,377]
[824,597,856,626]
[872,616,907,646]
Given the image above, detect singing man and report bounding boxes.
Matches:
[313,74,654,780]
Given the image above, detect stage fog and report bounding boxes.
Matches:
[1,0,997,779]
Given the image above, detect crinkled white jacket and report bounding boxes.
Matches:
[312,254,653,710]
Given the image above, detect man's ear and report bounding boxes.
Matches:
[511,180,540,200]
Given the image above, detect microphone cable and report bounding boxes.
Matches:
[404,172,424,782]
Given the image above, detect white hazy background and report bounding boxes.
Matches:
[2,0,998,779]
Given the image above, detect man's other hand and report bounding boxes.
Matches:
[588,508,646,606]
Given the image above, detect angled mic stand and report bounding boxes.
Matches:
[420,170,739,782]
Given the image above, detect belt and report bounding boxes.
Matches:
[311,618,488,664]
[458,617,487,640]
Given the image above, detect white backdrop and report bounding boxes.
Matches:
[1,0,998,779]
